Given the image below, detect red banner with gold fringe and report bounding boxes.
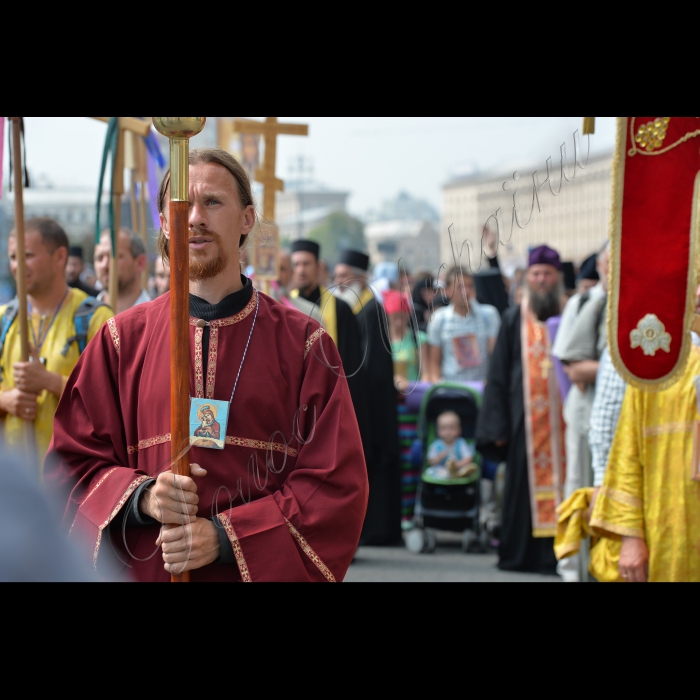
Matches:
[609,117,700,391]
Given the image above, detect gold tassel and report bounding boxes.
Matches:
[583,117,596,135]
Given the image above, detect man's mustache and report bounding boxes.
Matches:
[188,229,222,241]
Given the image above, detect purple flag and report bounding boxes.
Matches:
[0,117,5,199]
[546,316,572,403]
[147,149,161,231]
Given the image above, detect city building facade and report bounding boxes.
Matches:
[441,151,613,275]
[365,220,441,275]
[276,180,350,242]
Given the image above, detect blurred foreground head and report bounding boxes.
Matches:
[0,447,98,582]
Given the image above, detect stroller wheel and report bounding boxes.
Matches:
[405,529,436,555]
[462,530,477,554]
[479,529,491,554]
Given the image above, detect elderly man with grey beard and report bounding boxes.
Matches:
[477,245,565,576]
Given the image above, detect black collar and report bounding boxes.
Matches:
[189,277,254,322]
[299,286,321,304]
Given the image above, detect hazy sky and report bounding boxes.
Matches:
[2,117,617,217]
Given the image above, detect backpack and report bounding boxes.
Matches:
[0,296,108,363]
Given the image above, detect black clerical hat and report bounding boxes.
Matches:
[291,240,320,260]
[577,254,600,283]
[338,249,370,272]
[562,262,577,291]
[69,246,84,259]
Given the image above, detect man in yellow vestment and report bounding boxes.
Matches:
[590,344,700,582]
[0,219,113,473]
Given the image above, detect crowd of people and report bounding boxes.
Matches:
[272,235,700,583]
[1,147,699,582]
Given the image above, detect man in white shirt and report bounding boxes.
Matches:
[94,229,152,314]
[552,244,609,582]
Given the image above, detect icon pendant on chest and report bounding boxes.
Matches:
[189,398,230,451]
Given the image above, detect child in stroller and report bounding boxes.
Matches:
[427,411,478,481]
[406,383,489,555]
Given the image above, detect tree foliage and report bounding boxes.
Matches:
[307,212,367,266]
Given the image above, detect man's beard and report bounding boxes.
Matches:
[529,285,562,322]
[335,281,364,307]
[189,231,229,282]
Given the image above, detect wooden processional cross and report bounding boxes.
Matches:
[233,117,309,221]
[91,117,152,307]
[232,118,308,292]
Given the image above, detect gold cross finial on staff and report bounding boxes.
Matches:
[233,117,309,222]
[89,118,152,309]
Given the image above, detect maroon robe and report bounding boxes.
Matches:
[46,291,369,582]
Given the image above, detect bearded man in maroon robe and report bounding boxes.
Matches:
[46,148,369,583]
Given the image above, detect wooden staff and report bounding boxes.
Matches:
[136,139,150,291]
[8,117,35,453]
[110,130,125,312]
[125,132,150,290]
[152,117,206,584]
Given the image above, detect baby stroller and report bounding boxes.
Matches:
[405,383,488,555]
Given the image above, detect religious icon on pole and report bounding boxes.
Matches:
[252,221,280,282]
[604,116,700,392]
[219,118,260,180]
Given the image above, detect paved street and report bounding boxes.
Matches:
[345,533,561,583]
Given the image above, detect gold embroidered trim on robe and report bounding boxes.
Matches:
[217,514,252,583]
[189,292,257,330]
[305,328,327,360]
[128,434,298,458]
[107,318,120,354]
[206,327,219,400]
[194,326,205,399]
[286,519,337,583]
[600,486,643,510]
[589,517,645,541]
[643,422,695,438]
[70,467,119,536]
[92,475,152,569]
[225,436,298,458]
[128,434,172,455]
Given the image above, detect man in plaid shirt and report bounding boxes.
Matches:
[589,349,627,489]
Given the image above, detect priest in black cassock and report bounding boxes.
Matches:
[289,240,371,449]
[335,250,402,546]
[476,246,566,575]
